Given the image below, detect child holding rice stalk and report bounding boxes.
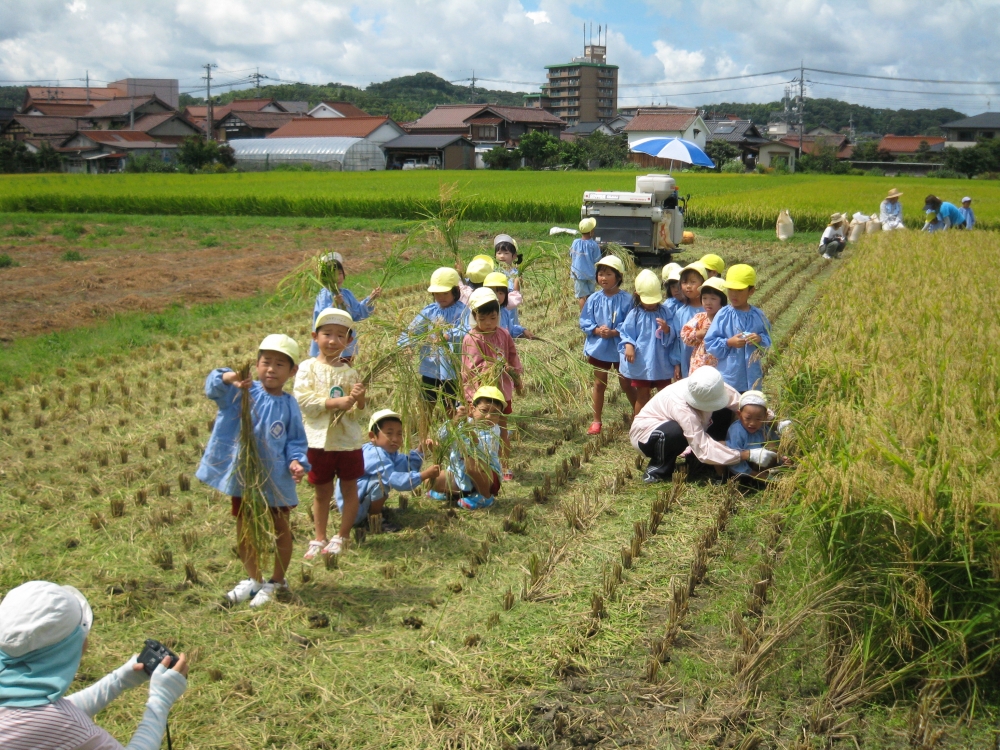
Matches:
[493,234,522,291]
[295,309,367,559]
[671,262,708,379]
[309,252,382,362]
[195,334,310,609]
[428,386,506,509]
[580,255,636,435]
[680,277,728,375]
[462,287,524,481]
[571,218,602,310]
[619,269,677,415]
[484,272,534,339]
[398,267,469,418]
[704,264,771,393]
[725,390,787,490]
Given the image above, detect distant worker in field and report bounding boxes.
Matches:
[630,366,777,483]
[571,217,602,310]
[879,188,905,230]
[704,264,772,393]
[819,213,848,259]
[196,334,310,608]
[309,252,381,363]
[960,196,976,229]
[922,195,966,231]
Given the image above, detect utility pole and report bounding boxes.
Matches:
[849,113,856,142]
[203,63,217,140]
[798,60,805,157]
[85,70,90,105]
[250,67,267,92]
[469,70,476,102]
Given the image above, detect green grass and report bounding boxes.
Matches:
[0,253,17,268]
[1,171,995,231]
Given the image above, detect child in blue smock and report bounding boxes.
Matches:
[484,272,534,339]
[571,218,602,310]
[725,390,781,489]
[662,263,685,374]
[704,264,771,393]
[334,409,441,530]
[398,267,469,415]
[672,262,707,379]
[310,252,381,361]
[580,255,636,434]
[195,334,310,609]
[619,269,676,415]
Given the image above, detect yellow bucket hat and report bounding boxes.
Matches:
[723,264,757,290]
[699,254,725,274]
[428,267,461,293]
[634,269,663,305]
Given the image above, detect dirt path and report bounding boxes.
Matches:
[0,225,398,340]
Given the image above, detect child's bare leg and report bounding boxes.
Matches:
[633,386,652,416]
[235,514,261,582]
[338,479,360,539]
[271,510,292,584]
[592,369,609,422]
[313,482,332,541]
[370,499,385,516]
[466,462,492,497]
[617,373,637,410]
[577,297,587,312]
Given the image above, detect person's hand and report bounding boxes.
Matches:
[747,447,777,468]
[289,460,305,482]
[727,334,747,348]
[624,344,635,363]
[656,318,670,335]
[745,333,762,346]
[777,419,792,435]
[349,383,366,402]
[160,653,189,678]
[222,371,252,389]
[674,365,682,381]
[421,464,441,481]
[369,287,382,301]
[424,438,436,450]
[455,405,468,419]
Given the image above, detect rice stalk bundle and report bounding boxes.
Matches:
[232,361,276,572]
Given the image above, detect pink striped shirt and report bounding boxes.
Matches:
[0,699,124,750]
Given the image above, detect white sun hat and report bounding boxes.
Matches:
[682,366,730,412]
[0,581,93,657]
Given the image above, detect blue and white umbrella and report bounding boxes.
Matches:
[630,137,716,169]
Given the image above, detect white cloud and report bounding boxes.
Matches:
[525,10,550,24]
[66,0,86,13]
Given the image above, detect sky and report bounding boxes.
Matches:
[2,0,999,114]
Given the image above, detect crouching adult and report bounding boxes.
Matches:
[0,581,188,750]
[629,366,776,483]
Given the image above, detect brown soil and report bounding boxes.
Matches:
[0,225,400,340]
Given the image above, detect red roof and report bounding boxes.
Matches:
[26,103,96,117]
[219,111,296,129]
[487,106,565,125]
[85,96,165,118]
[314,101,370,118]
[409,105,487,130]
[25,86,119,105]
[878,134,946,153]
[69,130,183,149]
[467,117,503,125]
[5,115,79,135]
[624,108,700,133]
[778,134,850,157]
[268,116,396,138]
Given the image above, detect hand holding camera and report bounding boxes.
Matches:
[138,639,189,678]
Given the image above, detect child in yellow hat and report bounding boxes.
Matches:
[571,217,602,310]
[680,276,728,375]
[671,262,708,378]
[618,269,677,415]
[704,264,771,392]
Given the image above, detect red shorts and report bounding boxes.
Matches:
[231,497,291,518]
[306,448,365,486]
[630,379,671,389]
[587,356,620,371]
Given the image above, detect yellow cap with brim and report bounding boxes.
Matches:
[368,408,402,433]
[596,255,625,275]
[314,308,354,332]
[466,258,493,284]
[634,269,663,305]
[681,261,708,281]
[472,254,496,268]
[483,271,509,288]
[259,333,301,365]
[699,253,725,274]
[469,287,499,311]
[428,267,461,293]
[699,276,729,297]
[472,385,506,405]
[723,264,757,290]
[579,217,597,233]
[661,262,682,282]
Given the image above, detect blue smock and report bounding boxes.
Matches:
[579,289,634,363]
[726,420,777,475]
[617,304,677,381]
[501,306,526,339]
[334,442,424,522]
[960,206,975,228]
[195,369,310,508]
[671,302,705,378]
[704,306,772,392]
[570,238,601,281]
[937,201,965,228]
[310,287,374,358]
[398,301,469,381]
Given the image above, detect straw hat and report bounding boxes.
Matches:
[829,212,847,225]
[886,188,903,199]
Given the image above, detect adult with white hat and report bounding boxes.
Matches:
[818,213,848,259]
[629,366,777,483]
[879,188,905,231]
[960,196,975,229]
[0,581,187,749]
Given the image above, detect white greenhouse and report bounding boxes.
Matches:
[229,137,386,171]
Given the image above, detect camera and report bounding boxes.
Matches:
[137,639,178,676]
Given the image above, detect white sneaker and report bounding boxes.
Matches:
[322,535,346,555]
[249,580,288,608]
[225,578,261,604]
[822,253,832,259]
[303,539,326,560]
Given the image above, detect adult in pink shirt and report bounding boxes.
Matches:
[630,366,769,483]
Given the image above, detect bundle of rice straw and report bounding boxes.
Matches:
[234,361,276,570]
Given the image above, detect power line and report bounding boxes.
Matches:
[806,67,1000,86]
[807,79,998,97]
[617,80,791,100]
[619,68,799,88]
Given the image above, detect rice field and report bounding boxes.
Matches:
[0,171,996,231]
[1,215,996,748]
